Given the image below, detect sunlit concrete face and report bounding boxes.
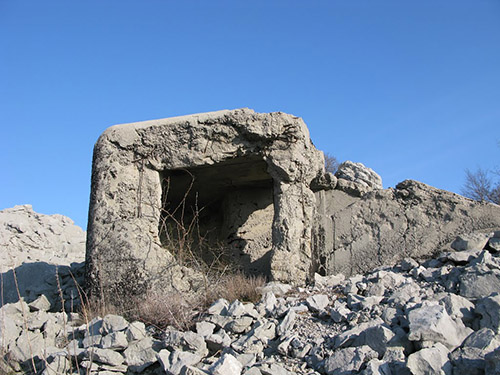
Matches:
[86,109,325,304]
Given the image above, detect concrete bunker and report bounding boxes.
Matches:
[86,108,326,303]
[158,155,274,275]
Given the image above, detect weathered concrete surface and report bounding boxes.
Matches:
[313,179,500,277]
[86,109,325,303]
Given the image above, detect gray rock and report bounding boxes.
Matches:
[227,300,247,317]
[442,249,482,264]
[181,331,209,357]
[277,309,296,336]
[243,368,262,375]
[195,321,215,337]
[157,349,202,375]
[180,366,209,375]
[330,300,351,323]
[102,314,129,334]
[335,161,383,193]
[101,331,128,350]
[485,347,500,374]
[401,258,419,271]
[0,205,85,305]
[82,333,102,348]
[488,237,500,252]
[386,281,421,308]
[124,337,160,372]
[333,319,385,349]
[408,302,472,349]
[406,343,451,375]
[0,313,21,347]
[452,233,490,251]
[476,293,500,333]
[209,353,243,375]
[439,293,475,324]
[313,273,345,288]
[9,330,45,363]
[205,330,231,352]
[257,292,278,316]
[259,363,291,375]
[125,321,147,341]
[90,348,125,366]
[463,328,500,350]
[180,365,209,375]
[451,328,500,375]
[352,324,396,357]
[306,294,330,312]
[225,316,254,334]
[363,359,392,375]
[42,354,72,375]
[459,272,500,299]
[257,282,293,297]
[208,299,229,315]
[28,294,52,312]
[324,345,378,375]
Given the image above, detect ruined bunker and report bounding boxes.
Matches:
[86,109,500,304]
[86,109,327,302]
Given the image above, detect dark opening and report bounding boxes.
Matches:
[159,156,274,275]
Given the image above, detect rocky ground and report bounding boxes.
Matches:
[1,206,500,374]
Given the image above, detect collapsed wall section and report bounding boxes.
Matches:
[313,174,500,277]
[85,108,326,304]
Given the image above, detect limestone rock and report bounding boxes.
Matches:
[451,233,490,251]
[324,345,378,375]
[335,161,383,195]
[476,293,500,333]
[406,343,451,375]
[209,353,243,375]
[0,205,85,305]
[407,303,472,349]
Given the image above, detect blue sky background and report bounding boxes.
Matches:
[1,1,499,229]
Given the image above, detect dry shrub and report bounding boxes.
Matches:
[128,291,201,331]
[208,272,267,305]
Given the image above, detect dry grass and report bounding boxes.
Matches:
[208,272,267,304]
[129,291,200,331]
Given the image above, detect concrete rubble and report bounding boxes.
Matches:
[2,203,500,374]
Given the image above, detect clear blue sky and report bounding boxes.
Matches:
[1,1,499,229]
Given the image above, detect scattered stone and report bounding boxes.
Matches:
[102,314,129,334]
[451,233,490,251]
[459,272,500,299]
[324,345,378,375]
[209,353,243,375]
[257,282,293,297]
[406,343,451,375]
[476,293,500,333]
[305,294,330,312]
[124,337,160,372]
[408,302,472,349]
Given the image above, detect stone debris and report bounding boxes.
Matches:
[0,204,86,306]
[3,222,500,374]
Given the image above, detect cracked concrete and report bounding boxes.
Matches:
[313,179,500,277]
[86,109,326,304]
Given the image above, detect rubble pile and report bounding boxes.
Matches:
[2,230,500,374]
